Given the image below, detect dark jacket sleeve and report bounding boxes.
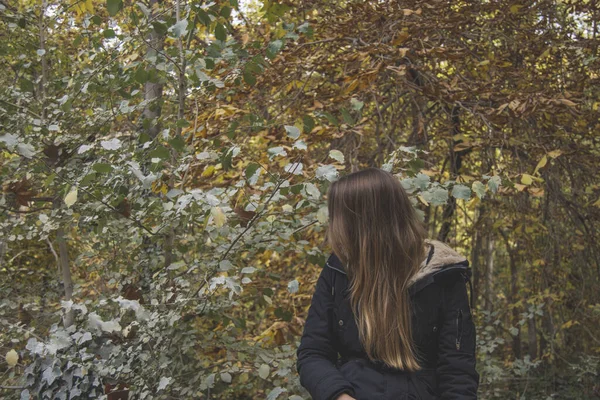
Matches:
[436,271,480,399]
[296,264,355,400]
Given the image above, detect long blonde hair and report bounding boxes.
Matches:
[326,167,428,371]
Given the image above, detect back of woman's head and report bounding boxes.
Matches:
[326,167,427,371]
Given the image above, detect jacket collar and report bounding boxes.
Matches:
[325,239,470,296]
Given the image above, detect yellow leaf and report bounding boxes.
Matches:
[514,183,527,191]
[202,165,215,177]
[64,187,78,208]
[592,198,600,208]
[521,174,533,185]
[534,155,547,174]
[510,5,524,13]
[85,0,94,14]
[530,187,545,197]
[417,195,429,206]
[392,30,410,46]
[211,206,227,227]
[538,48,550,60]
[5,349,18,367]
[559,98,577,107]
[561,320,579,330]
[548,150,562,158]
[420,169,438,177]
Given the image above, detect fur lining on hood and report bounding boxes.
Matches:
[408,239,469,286]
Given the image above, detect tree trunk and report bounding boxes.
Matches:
[143,0,165,140]
[484,233,495,313]
[528,308,538,359]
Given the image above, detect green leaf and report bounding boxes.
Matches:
[176,119,190,128]
[290,184,303,194]
[151,21,168,36]
[197,10,211,26]
[340,108,354,125]
[320,112,338,126]
[106,0,123,16]
[80,172,97,186]
[215,23,227,41]
[20,78,34,93]
[220,6,232,18]
[302,115,315,133]
[267,40,283,58]
[134,67,148,84]
[149,146,170,160]
[92,163,113,173]
[243,69,256,86]
[169,136,186,152]
[103,29,116,39]
[245,163,260,180]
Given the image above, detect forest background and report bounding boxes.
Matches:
[1,0,599,398]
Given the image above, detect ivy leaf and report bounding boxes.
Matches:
[100,138,122,150]
[266,387,287,400]
[267,146,287,159]
[451,184,471,200]
[17,143,36,158]
[293,140,307,151]
[287,280,299,294]
[414,173,430,191]
[284,125,301,139]
[487,175,501,193]
[158,376,172,391]
[106,0,123,16]
[169,19,188,38]
[0,133,19,148]
[284,162,303,175]
[422,187,448,206]
[304,183,320,199]
[329,150,345,163]
[350,98,364,110]
[316,165,339,181]
[472,181,486,199]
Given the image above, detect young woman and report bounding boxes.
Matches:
[296,168,479,400]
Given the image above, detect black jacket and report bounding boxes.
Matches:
[296,239,479,400]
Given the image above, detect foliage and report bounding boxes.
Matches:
[1,0,600,399]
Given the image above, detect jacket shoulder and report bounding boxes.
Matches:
[325,252,347,275]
